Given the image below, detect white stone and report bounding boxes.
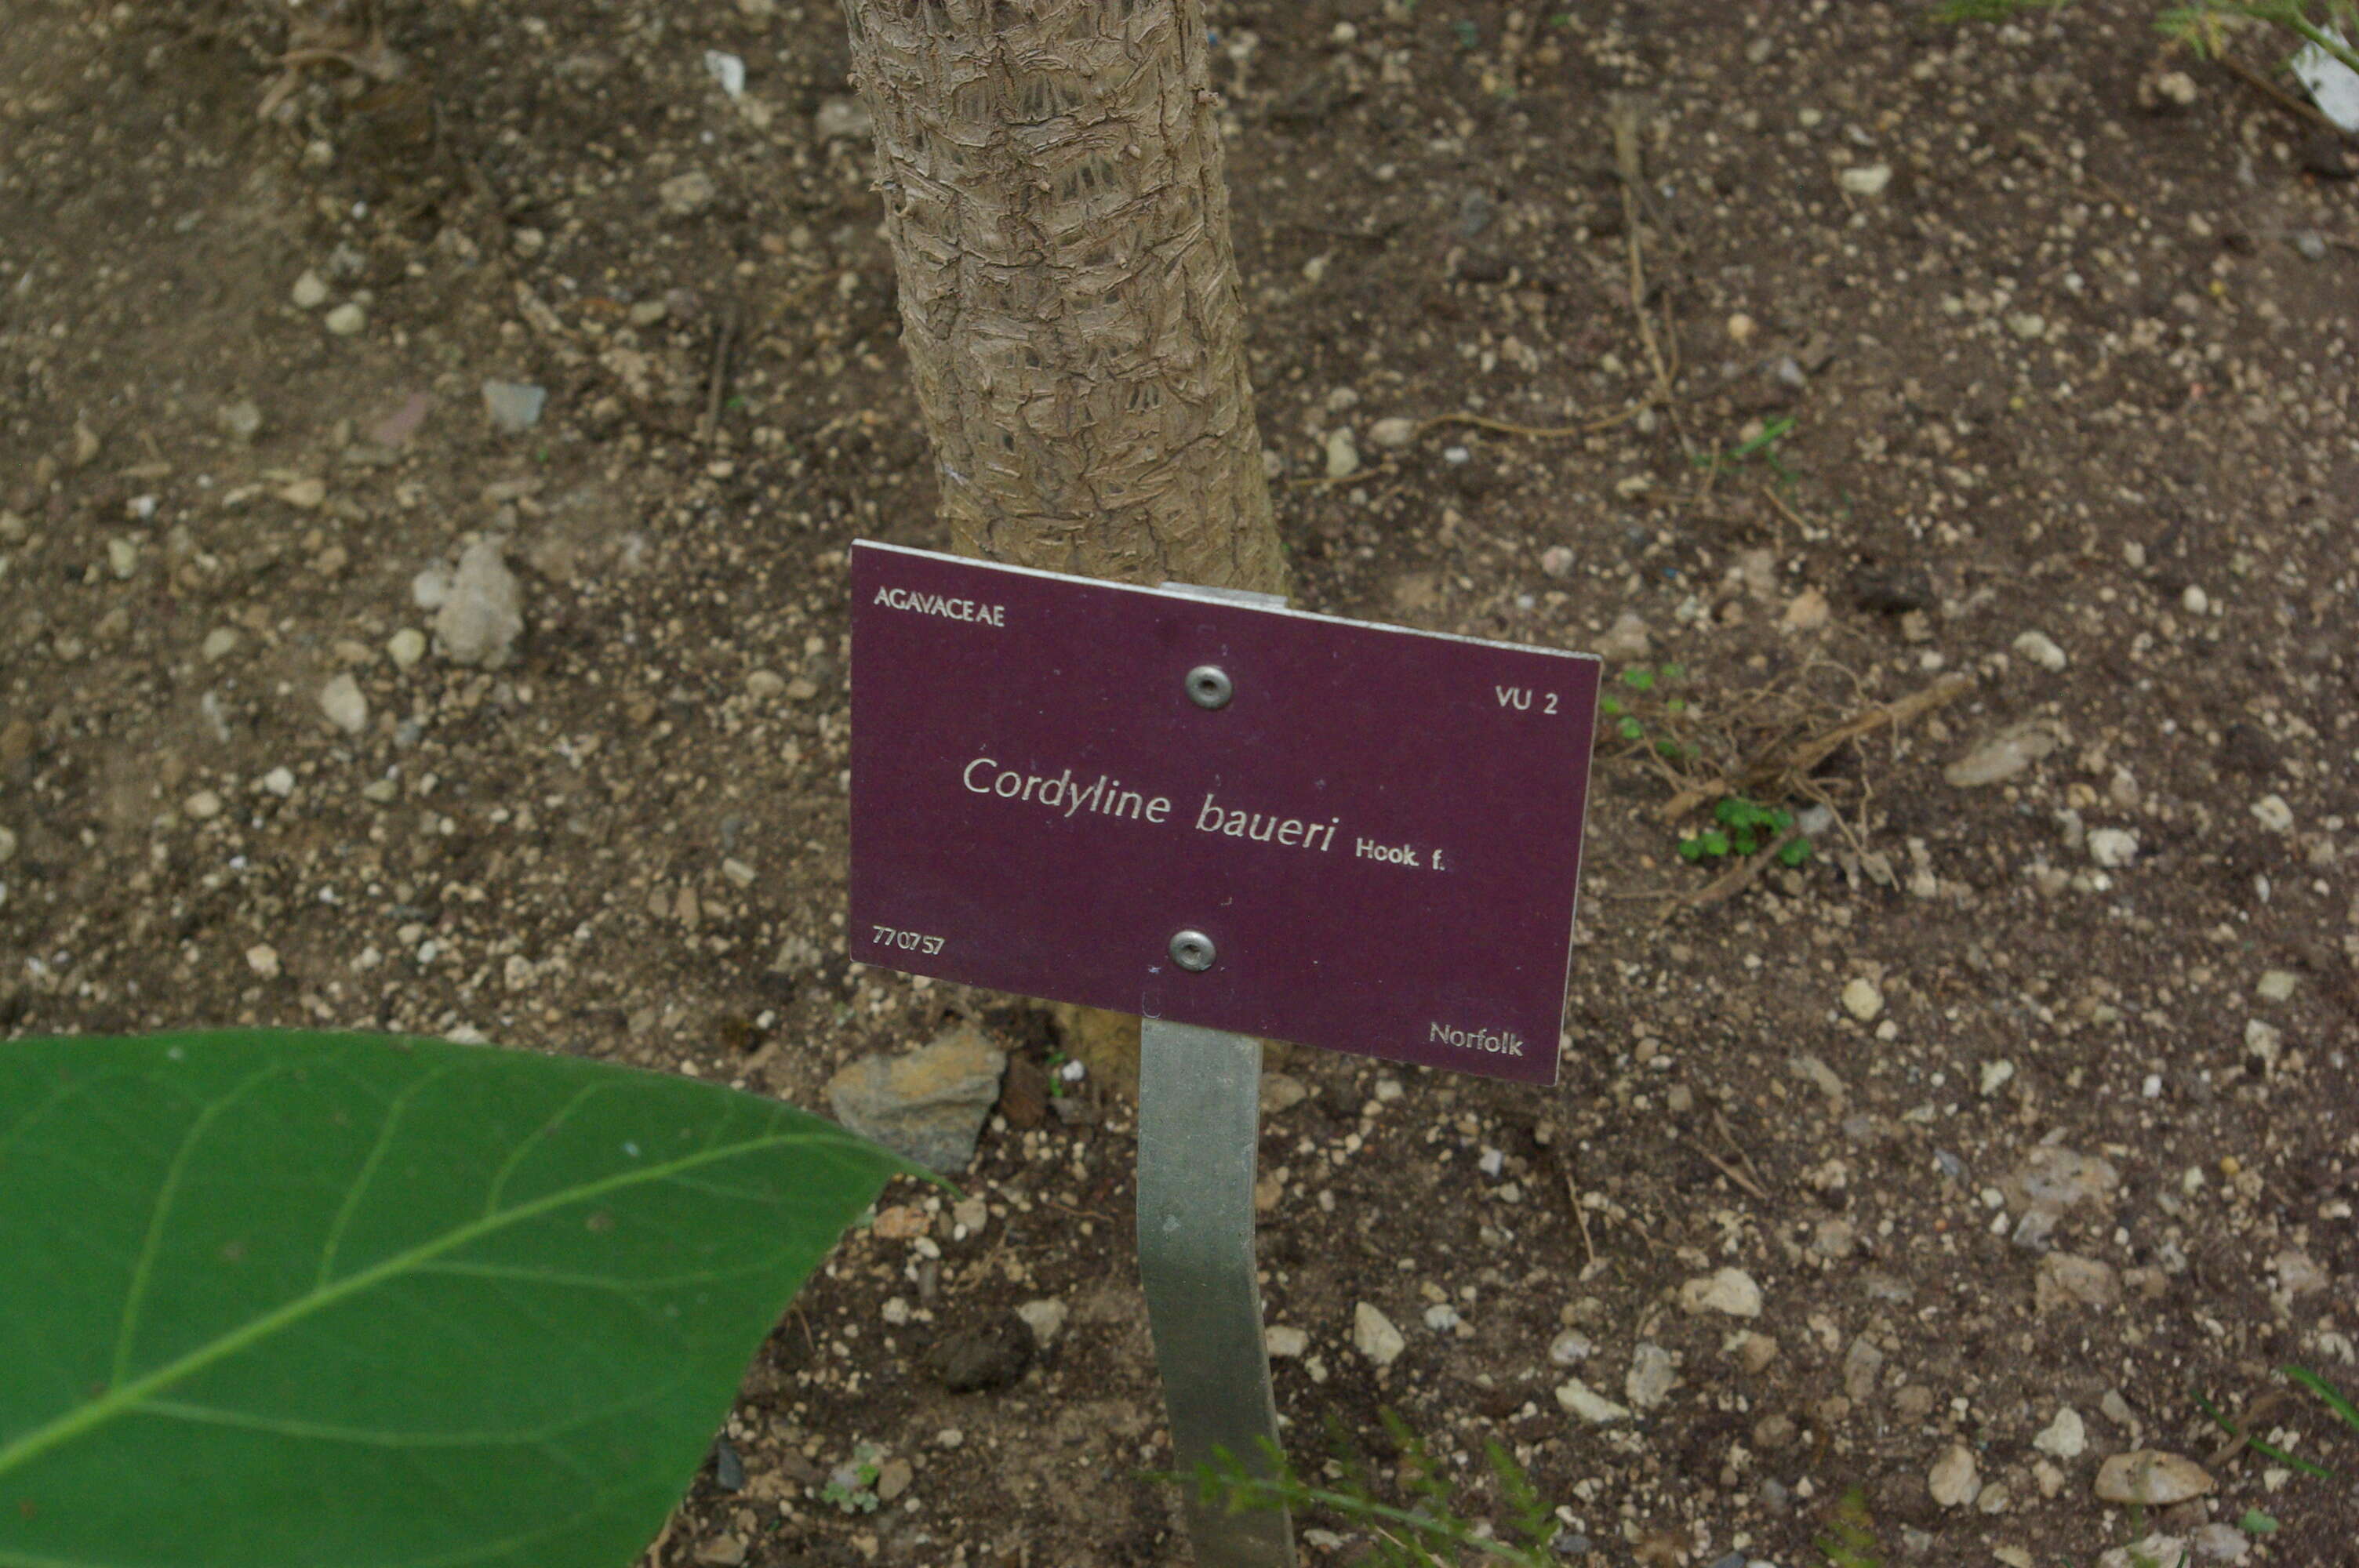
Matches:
[1839,162,1894,196]
[747,669,787,700]
[1324,427,1361,479]
[387,628,427,671]
[1929,1443,1979,1508]
[2099,1537,2187,1568]
[1625,1344,1679,1409]
[2034,1406,2087,1460]
[1367,416,1419,449]
[1679,1267,1763,1319]
[2181,585,2209,615]
[319,673,369,735]
[2012,630,2067,670]
[1554,1377,1630,1425]
[659,170,718,216]
[323,302,367,337]
[107,537,139,579]
[0,826,16,864]
[1598,611,1651,661]
[1353,1301,1405,1367]
[291,270,330,310]
[2256,970,2299,1002]
[2250,794,2294,833]
[1841,977,1885,1022]
[1980,1059,2016,1097]
[433,539,525,669]
[245,943,282,978]
[202,627,241,662]
[1539,544,1575,579]
[2095,1450,2213,1505]
[1015,1298,1067,1346]
[2245,1018,2282,1069]
[1264,1325,1309,1359]
[1422,1303,1460,1332]
[261,767,296,798]
[2086,828,2139,869]
[184,789,224,821]
[1548,1329,1593,1366]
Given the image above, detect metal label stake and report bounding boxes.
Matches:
[1137,1016,1292,1567]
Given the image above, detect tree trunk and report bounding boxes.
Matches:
[840,0,1288,597]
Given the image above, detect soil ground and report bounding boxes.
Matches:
[4,1,2356,1565]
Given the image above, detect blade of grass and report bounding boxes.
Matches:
[2282,1366,2359,1436]
[2192,1388,2338,1479]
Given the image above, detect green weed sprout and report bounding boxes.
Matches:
[1680,796,1812,868]
[821,1443,885,1514]
[1692,415,1797,485]
[1183,1414,1559,1568]
[1814,1485,1885,1568]
[1598,662,1696,764]
[1938,0,2359,80]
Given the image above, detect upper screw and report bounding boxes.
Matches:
[1186,665,1233,710]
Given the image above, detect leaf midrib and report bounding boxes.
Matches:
[0,1125,856,1481]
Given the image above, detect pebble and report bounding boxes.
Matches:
[874,1457,913,1503]
[814,96,872,141]
[1353,1301,1405,1367]
[2012,630,2067,670]
[2006,312,2048,341]
[1554,1377,1630,1425]
[323,302,367,337]
[2190,1523,2251,1563]
[387,628,427,671]
[2293,230,2328,262]
[1324,427,1360,478]
[430,539,525,669]
[1979,1059,2016,1096]
[2095,1450,2213,1506]
[245,943,282,979]
[1841,977,1885,1022]
[659,170,718,216]
[2255,969,2299,1002]
[1014,1298,1067,1347]
[1548,1328,1594,1366]
[1928,1443,1979,1508]
[1367,416,1419,449]
[2249,794,2293,833]
[747,669,787,700]
[1257,1072,1307,1115]
[184,789,224,821]
[0,826,14,865]
[216,399,264,443]
[261,767,295,798]
[2086,828,2139,868]
[1422,1303,1460,1332]
[1625,1344,1679,1409]
[1679,1268,1764,1319]
[825,1023,1005,1173]
[2181,585,2210,615]
[1781,588,1830,632]
[694,1535,746,1567]
[2245,1018,2282,1069]
[920,1311,1034,1392]
[202,627,242,662]
[291,270,330,310]
[1539,544,1576,579]
[318,673,369,735]
[2035,1406,2088,1459]
[1598,612,1651,661]
[1725,312,1757,344]
[1838,162,1894,196]
[2035,1252,2121,1312]
[481,379,548,434]
[1944,724,2058,787]
[2099,1541,2188,1568]
[1264,1325,1309,1359]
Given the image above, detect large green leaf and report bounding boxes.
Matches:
[0,1029,911,1567]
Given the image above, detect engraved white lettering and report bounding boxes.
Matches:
[1356,837,1422,867]
[1428,1022,1525,1057]
[962,757,996,793]
[874,585,1006,626]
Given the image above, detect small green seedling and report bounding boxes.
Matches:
[1182,1411,1559,1567]
[1938,1,2359,79]
[821,1443,885,1514]
[1814,1485,1885,1568]
[1692,415,1797,486]
[1598,662,1696,763]
[1679,795,1812,868]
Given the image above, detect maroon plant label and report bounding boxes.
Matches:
[848,542,1600,1085]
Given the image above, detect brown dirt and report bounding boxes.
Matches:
[4,2,2355,1566]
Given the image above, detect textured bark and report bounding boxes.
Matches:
[841,0,1287,595]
